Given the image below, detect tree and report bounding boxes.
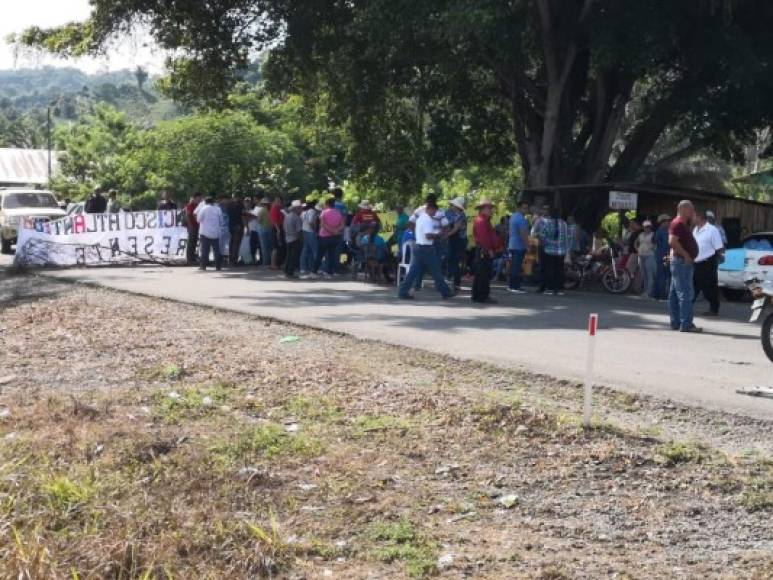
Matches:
[15,1,773,193]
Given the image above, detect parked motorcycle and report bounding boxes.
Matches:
[564,241,632,294]
[746,277,773,363]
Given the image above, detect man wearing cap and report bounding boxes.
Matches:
[398,199,455,300]
[472,199,503,304]
[668,200,701,332]
[507,200,530,294]
[706,211,728,246]
[692,209,725,316]
[446,197,468,291]
[352,200,381,229]
[283,200,304,278]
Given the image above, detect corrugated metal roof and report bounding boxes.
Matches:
[0,148,59,186]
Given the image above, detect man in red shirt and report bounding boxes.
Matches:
[184,193,202,265]
[351,200,381,229]
[668,200,701,333]
[472,199,503,304]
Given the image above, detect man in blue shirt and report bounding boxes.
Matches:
[507,200,530,293]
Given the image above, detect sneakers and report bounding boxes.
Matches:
[507,288,528,294]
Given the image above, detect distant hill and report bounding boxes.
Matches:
[0,66,183,124]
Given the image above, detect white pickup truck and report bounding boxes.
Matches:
[0,188,66,254]
[718,232,773,299]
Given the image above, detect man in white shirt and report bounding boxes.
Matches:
[398,200,456,300]
[196,197,224,271]
[693,209,725,316]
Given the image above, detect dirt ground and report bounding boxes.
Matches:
[1,273,772,579]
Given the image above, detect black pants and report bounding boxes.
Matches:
[284,239,301,276]
[229,226,243,266]
[186,227,199,264]
[249,231,260,264]
[472,250,493,302]
[543,254,565,293]
[694,255,720,313]
[199,235,222,270]
[538,247,547,292]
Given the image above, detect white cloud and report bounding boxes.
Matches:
[0,0,167,73]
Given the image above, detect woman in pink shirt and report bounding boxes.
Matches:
[315,198,345,277]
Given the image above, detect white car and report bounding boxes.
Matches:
[719,232,773,299]
[0,188,66,254]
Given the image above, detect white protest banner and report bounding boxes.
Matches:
[14,210,190,267]
[609,191,638,211]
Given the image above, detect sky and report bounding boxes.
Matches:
[0,0,166,74]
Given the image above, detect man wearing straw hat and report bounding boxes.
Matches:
[472,199,503,304]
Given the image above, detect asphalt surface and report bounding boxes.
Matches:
[5,257,766,421]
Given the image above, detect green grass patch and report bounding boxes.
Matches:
[353,414,412,437]
[369,520,438,578]
[143,362,185,381]
[40,474,95,514]
[655,442,706,466]
[213,424,324,463]
[153,382,233,423]
[739,477,773,512]
[283,395,343,422]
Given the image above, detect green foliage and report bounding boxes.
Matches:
[214,424,323,462]
[369,520,438,578]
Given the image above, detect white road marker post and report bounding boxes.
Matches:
[584,313,599,429]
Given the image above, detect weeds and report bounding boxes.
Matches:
[153,382,232,423]
[353,414,412,437]
[214,424,323,462]
[369,520,438,578]
[40,474,95,513]
[284,395,343,422]
[739,477,773,512]
[655,442,706,466]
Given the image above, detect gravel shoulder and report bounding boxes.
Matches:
[1,272,772,578]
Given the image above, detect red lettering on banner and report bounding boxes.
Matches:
[73,215,86,234]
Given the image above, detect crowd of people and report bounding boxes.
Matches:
[75,186,727,320]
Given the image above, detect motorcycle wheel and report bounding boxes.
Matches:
[762,312,773,364]
[564,266,581,290]
[602,268,631,294]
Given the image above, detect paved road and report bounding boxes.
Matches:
[22,262,771,420]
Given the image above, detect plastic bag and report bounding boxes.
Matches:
[239,234,254,265]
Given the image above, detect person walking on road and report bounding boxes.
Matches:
[508,200,530,294]
[196,197,223,271]
[398,200,456,300]
[471,199,502,304]
[668,200,701,333]
[692,209,725,317]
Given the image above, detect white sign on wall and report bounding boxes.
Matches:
[609,191,638,211]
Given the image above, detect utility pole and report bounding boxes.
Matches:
[46,105,52,182]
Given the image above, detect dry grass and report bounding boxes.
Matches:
[1,279,773,578]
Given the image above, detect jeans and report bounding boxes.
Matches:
[639,254,657,297]
[284,238,301,276]
[399,244,452,298]
[508,249,526,290]
[258,228,273,266]
[654,254,670,300]
[249,231,260,263]
[472,250,493,302]
[669,258,695,330]
[300,230,319,273]
[447,235,466,287]
[694,255,720,314]
[199,235,222,270]
[317,235,342,275]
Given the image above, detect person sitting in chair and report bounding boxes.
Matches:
[359,222,393,283]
